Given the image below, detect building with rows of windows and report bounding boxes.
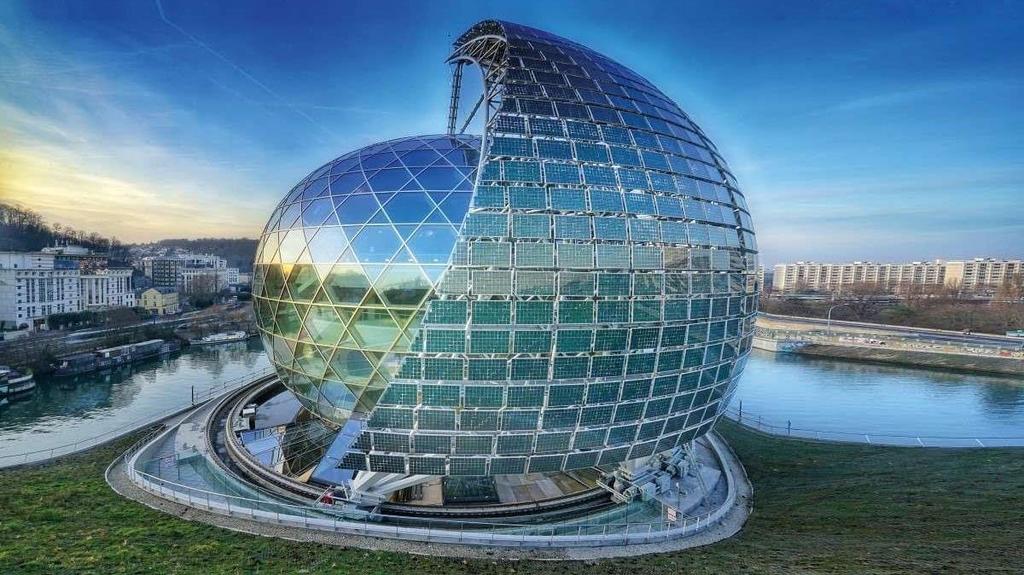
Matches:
[247,20,757,512]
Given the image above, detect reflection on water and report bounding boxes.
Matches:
[2,342,1021,454]
[735,349,1024,438]
[0,339,270,454]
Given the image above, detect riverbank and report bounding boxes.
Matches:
[1,422,1020,573]
[795,342,1024,376]
[754,314,1024,376]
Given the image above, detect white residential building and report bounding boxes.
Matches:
[943,258,1024,292]
[0,252,82,330]
[772,258,1022,294]
[80,268,135,309]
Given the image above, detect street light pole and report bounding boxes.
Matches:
[826,303,852,336]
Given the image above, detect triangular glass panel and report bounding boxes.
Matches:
[335,194,381,225]
[415,166,466,191]
[360,286,383,306]
[393,224,420,240]
[262,265,286,298]
[301,198,335,227]
[420,265,449,285]
[303,304,346,346]
[361,151,398,170]
[259,233,279,264]
[272,334,295,365]
[277,229,308,263]
[320,264,370,304]
[319,380,358,412]
[438,192,472,225]
[302,177,330,200]
[382,192,436,224]
[359,263,388,283]
[374,265,432,308]
[355,387,385,414]
[308,262,333,282]
[422,208,451,224]
[407,226,459,265]
[278,202,303,231]
[273,302,302,339]
[347,308,400,351]
[368,210,392,225]
[335,247,359,264]
[330,172,369,196]
[390,246,417,264]
[329,156,360,176]
[312,286,332,303]
[378,352,405,378]
[328,348,374,385]
[350,225,403,263]
[400,149,443,167]
[400,178,424,191]
[368,168,414,192]
[293,341,328,379]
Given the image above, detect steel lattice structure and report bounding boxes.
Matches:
[252,20,758,479]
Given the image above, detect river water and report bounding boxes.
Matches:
[735,349,1024,444]
[0,339,270,456]
[1,342,1021,454]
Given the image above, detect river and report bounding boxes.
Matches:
[735,349,1024,444]
[0,339,270,456]
[1,342,1021,455]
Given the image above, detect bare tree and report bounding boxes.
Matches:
[835,281,888,320]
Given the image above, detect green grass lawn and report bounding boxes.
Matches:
[1,422,1021,574]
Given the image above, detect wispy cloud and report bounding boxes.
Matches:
[811,79,1018,115]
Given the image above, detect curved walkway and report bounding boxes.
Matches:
[107,410,752,559]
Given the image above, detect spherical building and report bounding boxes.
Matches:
[253,20,757,482]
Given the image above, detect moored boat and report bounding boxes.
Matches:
[52,338,181,377]
[0,366,35,395]
[190,331,250,345]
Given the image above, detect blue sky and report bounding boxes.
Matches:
[1,0,1021,265]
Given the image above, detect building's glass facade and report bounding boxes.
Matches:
[253,20,757,478]
[253,135,481,423]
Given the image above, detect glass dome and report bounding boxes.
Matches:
[252,134,481,423]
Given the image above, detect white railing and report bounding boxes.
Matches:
[724,406,1024,448]
[0,367,275,468]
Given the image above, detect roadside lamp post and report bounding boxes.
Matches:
[826,303,853,336]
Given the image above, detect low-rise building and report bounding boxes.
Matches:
[139,287,180,315]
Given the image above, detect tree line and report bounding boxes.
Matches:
[0,202,127,256]
[761,277,1024,335]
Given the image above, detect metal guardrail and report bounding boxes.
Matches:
[724,407,1024,448]
[0,367,275,468]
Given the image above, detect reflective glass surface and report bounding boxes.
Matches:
[253,134,480,423]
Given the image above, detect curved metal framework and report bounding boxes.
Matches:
[252,19,759,481]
